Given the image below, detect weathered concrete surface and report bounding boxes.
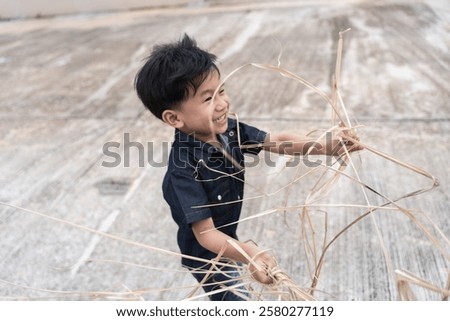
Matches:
[0,0,449,300]
[0,0,194,20]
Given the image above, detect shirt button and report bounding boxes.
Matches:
[237,195,241,200]
[217,195,222,201]
[229,131,234,137]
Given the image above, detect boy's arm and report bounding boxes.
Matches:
[263,130,361,156]
[192,217,276,284]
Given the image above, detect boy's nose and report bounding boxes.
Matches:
[214,95,229,111]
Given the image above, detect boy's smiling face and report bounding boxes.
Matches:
[164,70,230,143]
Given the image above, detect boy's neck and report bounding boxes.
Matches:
[198,134,222,147]
[181,129,222,146]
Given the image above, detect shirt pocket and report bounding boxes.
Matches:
[203,178,236,225]
[204,177,232,205]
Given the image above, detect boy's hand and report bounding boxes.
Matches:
[248,251,277,285]
[335,123,363,155]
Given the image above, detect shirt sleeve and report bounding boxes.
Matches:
[164,167,213,226]
[238,120,267,155]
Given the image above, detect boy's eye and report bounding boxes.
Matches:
[203,88,225,103]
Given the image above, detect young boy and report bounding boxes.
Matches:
[135,34,360,300]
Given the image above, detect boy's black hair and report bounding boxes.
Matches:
[134,34,219,120]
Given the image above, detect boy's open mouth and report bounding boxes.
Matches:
[213,113,227,123]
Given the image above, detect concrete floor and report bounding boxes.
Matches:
[0,0,449,300]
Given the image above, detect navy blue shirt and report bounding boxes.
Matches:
[162,118,267,269]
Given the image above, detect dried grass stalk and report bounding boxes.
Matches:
[396,270,450,301]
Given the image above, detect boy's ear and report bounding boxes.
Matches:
[162,109,183,128]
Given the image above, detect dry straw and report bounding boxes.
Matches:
[0,30,448,301]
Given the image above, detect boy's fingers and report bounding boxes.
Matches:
[256,270,274,284]
[248,253,278,284]
[249,266,272,284]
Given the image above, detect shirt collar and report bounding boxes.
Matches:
[173,118,238,160]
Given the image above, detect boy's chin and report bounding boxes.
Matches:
[215,122,228,134]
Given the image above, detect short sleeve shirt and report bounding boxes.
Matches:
[162,118,267,269]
